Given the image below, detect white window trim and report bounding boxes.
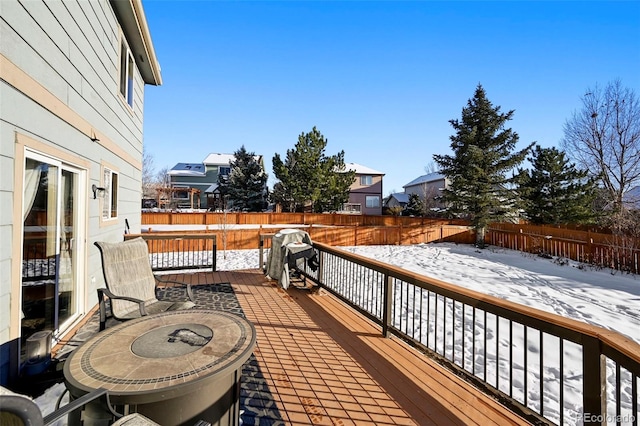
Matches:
[366,195,380,208]
[102,166,119,221]
[360,175,373,185]
[119,36,135,109]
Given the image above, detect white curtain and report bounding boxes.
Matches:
[23,159,41,221]
[22,159,42,320]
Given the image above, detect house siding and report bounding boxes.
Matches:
[348,175,383,215]
[404,177,448,210]
[0,0,159,385]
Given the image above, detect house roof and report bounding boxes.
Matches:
[110,0,162,85]
[403,172,445,188]
[202,153,235,165]
[389,193,410,203]
[205,183,219,193]
[168,163,206,176]
[341,162,385,175]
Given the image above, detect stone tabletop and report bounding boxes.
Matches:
[64,309,256,398]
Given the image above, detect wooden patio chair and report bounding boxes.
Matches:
[95,237,196,331]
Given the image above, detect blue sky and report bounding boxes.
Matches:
[142,1,640,195]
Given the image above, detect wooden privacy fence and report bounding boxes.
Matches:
[141,211,468,227]
[488,223,640,275]
[141,224,474,249]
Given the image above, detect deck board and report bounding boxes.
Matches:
[213,269,532,426]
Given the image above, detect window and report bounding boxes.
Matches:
[219,166,231,176]
[366,196,380,208]
[360,175,373,185]
[172,185,189,200]
[102,168,118,219]
[119,40,134,108]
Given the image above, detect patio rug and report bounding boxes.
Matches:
[159,283,284,425]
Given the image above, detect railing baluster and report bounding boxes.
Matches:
[462,303,466,369]
[435,293,440,355]
[615,363,621,426]
[632,374,637,426]
[509,319,513,398]
[524,326,528,407]
[560,338,564,426]
[382,273,392,338]
[484,310,487,382]
[427,290,432,349]
[540,331,544,416]
[496,315,500,389]
[472,307,476,376]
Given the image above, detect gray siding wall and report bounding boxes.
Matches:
[0,0,149,373]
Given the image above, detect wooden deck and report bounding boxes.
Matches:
[174,269,531,426]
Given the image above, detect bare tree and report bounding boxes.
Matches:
[142,147,156,198]
[420,183,441,216]
[424,160,440,174]
[561,80,640,216]
[156,166,170,187]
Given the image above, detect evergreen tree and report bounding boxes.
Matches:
[404,194,424,216]
[434,84,534,247]
[519,145,598,225]
[272,127,355,212]
[219,146,268,211]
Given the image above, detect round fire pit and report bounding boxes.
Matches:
[64,309,256,426]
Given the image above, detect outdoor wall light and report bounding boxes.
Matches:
[92,184,106,199]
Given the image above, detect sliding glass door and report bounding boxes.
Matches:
[21,152,85,344]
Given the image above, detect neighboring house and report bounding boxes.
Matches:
[384,193,410,209]
[168,153,266,210]
[167,162,208,209]
[341,163,385,215]
[403,172,449,212]
[0,0,161,385]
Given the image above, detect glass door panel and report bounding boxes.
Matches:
[58,169,77,327]
[21,155,81,346]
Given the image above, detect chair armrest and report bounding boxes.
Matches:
[154,275,195,302]
[97,288,148,331]
[43,388,123,425]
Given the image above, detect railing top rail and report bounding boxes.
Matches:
[313,241,640,364]
[125,233,217,241]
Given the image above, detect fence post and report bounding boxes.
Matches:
[582,336,606,425]
[258,235,264,270]
[382,273,393,337]
[211,235,217,272]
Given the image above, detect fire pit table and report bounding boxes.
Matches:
[63,309,256,426]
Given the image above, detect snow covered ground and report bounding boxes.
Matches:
[340,243,640,344]
[36,242,639,425]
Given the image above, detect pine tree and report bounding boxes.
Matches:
[519,145,598,225]
[272,127,355,212]
[434,84,534,247]
[404,194,424,216]
[219,146,268,212]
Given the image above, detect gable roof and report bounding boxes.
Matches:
[111,0,162,85]
[388,193,409,203]
[341,162,385,175]
[403,172,445,188]
[202,153,235,165]
[168,163,206,176]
